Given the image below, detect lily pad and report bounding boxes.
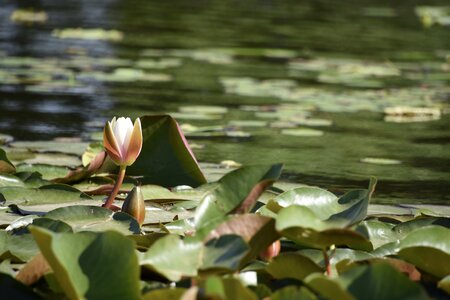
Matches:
[0,185,91,206]
[139,234,202,281]
[195,164,283,229]
[52,28,124,41]
[397,225,450,278]
[0,149,15,173]
[266,253,322,280]
[127,115,207,187]
[338,263,428,300]
[201,235,250,273]
[281,128,324,137]
[30,227,140,300]
[43,205,141,234]
[276,205,372,251]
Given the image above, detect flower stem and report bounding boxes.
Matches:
[323,248,332,276]
[104,166,126,209]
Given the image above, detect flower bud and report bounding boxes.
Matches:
[103,117,143,167]
[122,186,145,226]
[259,240,280,262]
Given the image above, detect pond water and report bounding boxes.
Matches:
[0,0,449,204]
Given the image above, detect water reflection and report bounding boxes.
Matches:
[0,0,449,203]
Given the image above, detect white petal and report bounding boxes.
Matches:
[113,117,134,153]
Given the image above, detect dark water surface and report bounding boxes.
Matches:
[0,0,449,203]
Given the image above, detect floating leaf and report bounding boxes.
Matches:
[266,253,322,280]
[127,115,207,187]
[200,276,258,300]
[30,227,140,300]
[360,157,402,165]
[139,234,202,281]
[205,214,279,264]
[0,185,91,206]
[141,288,187,300]
[52,28,124,41]
[276,205,372,251]
[304,273,353,300]
[270,286,317,300]
[201,235,250,273]
[179,105,228,115]
[10,141,88,156]
[0,173,24,188]
[0,231,40,262]
[338,263,428,300]
[0,148,15,173]
[281,128,324,137]
[438,275,450,295]
[195,164,282,229]
[271,178,376,226]
[43,205,141,234]
[397,226,450,278]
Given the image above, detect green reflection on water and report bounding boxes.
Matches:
[0,0,449,204]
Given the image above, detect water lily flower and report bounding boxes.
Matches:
[103,117,142,167]
[102,117,143,209]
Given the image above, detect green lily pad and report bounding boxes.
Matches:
[271,178,376,226]
[360,157,402,165]
[30,227,140,300]
[201,234,250,273]
[127,115,207,187]
[270,286,317,300]
[179,105,228,115]
[195,164,282,229]
[139,234,202,281]
[0,231,39,262]
[0,134,13,145]
[15,164,70,180]
[204,214,279,265]
[266,253,322,280]
[298,248,374,268]
[228,120,268,127]
[52,28,124,41]
[0,185,91,206]
[281,128,324,137]
[23,153,81,167]
[201,276,258,300]
[438,275,450,295]
[397,225,450,278]
[276,205,372,251]
[304,273,354,300]
[338,263,428,300]
[0,174,25,188]
[141,288,187,300]
[9,141,88,156]
[43,205,141,234]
